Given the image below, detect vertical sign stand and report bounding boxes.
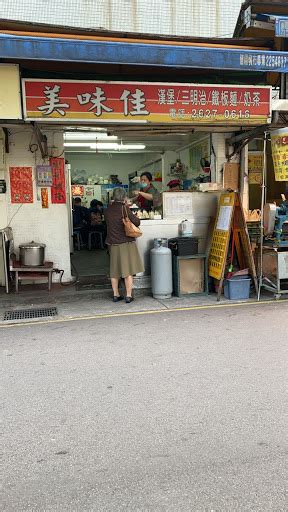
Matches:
[208,192,258,301]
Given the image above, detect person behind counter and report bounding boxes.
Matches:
[167,179,182,192]
[104,187,144,303]
[133,171,161,211]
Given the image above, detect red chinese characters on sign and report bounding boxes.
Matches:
[22,80,272,125]
[10,167,33,203]
[50,158,66,204]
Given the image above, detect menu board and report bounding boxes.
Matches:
[208,193,235,281]
[162,192,193,217]
[216,206,233,231]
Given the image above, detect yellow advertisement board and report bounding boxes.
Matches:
[271,128,288,182]
[0,64,22,120]
[248,152,263,185]
[208,193,235,281]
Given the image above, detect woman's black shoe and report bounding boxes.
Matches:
[125,296,134,303]
[113,296,124,302]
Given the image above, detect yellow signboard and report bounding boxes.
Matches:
[271,129,288,181]
[0,64,22,120]
[248,153,263,185]
[208,193,235,281]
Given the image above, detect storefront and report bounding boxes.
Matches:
[0,72,273,293]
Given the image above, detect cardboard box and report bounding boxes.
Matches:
[198,182,221,192]
[223,162,239,190]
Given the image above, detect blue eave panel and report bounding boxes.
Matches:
[1,33,288,72]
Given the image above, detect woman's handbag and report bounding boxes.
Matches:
[122,205,143,238]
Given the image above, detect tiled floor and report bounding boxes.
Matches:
[71,248,109,277]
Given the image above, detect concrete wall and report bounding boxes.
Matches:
[0,0,243,38]
[2,127,72,282]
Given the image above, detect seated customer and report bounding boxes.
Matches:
[89,199,104,216]
[73,197,89,228]
[88,199,106,246]
[72,197,89,246]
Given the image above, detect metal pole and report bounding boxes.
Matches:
[257,131,268,301]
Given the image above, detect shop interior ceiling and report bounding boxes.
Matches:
[58,125,197,154]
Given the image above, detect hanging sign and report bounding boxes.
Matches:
[271,128,288,181]
[9,167,33,203]
[36,165,53,187]
[22,79,271,125]
[71,185,84,197]
[41,187,49,208]
[50,158,66,204]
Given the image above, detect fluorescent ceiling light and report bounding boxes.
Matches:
[64,142,146,150]
[87,119,148,124]
[64,132,118,141]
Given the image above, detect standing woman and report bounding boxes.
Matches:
[133,171,162,212]
[104,187,144,303]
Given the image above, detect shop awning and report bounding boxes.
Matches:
[1,33,288,73]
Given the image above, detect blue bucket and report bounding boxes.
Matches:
[224,277,251,300]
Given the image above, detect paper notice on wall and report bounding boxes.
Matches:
[216,205,233,231]
[163,192,193,217]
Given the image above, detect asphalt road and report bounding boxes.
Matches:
[1,302,288,511]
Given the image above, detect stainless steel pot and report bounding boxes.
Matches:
[19,241,46,266]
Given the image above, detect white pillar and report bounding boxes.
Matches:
[0,129,8,229]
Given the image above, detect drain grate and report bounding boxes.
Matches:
[4,307,58,321]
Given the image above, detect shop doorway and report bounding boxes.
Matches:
[64,126,204,284]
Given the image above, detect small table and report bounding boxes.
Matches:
[10,261,54,293]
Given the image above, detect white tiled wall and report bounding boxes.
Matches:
[66,151,162,185]
[3,127,72,282]
[1,0,243,38]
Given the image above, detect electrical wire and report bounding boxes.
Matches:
[53,258,79,286]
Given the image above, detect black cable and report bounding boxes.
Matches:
[52,259,79,287]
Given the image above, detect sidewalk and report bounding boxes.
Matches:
[0,281,285,326]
